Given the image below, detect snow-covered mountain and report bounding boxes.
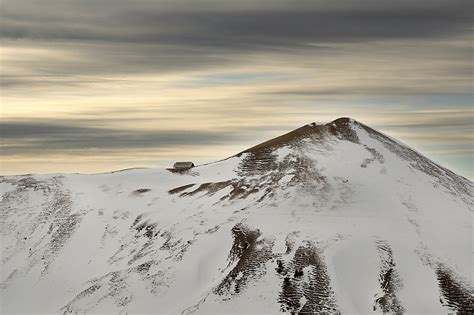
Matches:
[1,118,473,314]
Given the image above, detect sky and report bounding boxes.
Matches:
[1,0,473,178]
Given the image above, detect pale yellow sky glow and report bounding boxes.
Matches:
[1,0,472,178]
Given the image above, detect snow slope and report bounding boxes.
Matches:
[1,118,473,314]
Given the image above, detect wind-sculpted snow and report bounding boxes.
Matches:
[416,247,474,313]
[215,224,275,297]
[1,176,82,282]
[0,118,472,314]
[373,239,404,314]
[277,241,338,313]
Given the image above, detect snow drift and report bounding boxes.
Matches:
[1,118,473,314]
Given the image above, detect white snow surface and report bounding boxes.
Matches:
[1,118,472,314]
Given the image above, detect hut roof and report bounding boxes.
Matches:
[173,161,195,169]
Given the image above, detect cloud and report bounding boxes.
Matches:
[0,119,289,157]
[1,0,471,92]
[2,0,472,45]
[0,121,241,154]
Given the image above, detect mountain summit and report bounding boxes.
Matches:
[1,118,472,313]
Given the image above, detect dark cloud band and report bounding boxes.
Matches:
[0,121,267,155]
[2,0,472,45]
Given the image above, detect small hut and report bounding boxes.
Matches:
[173,161,195,170]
